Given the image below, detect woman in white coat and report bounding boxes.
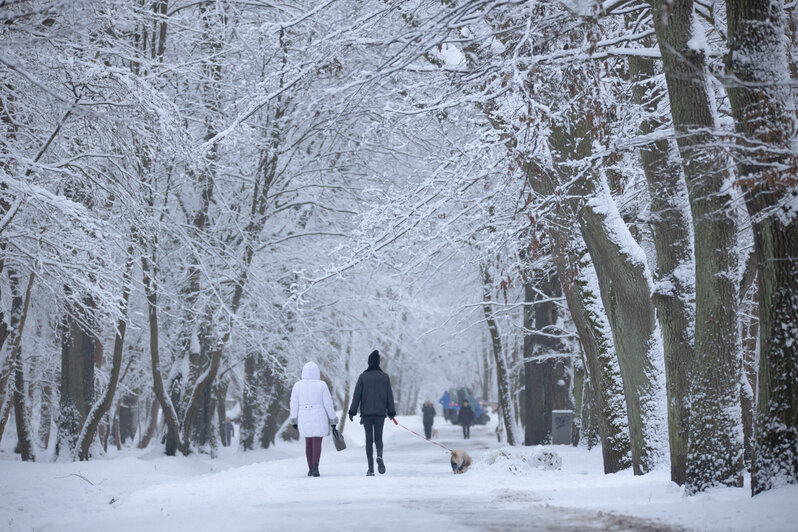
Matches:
[289,361,338,477]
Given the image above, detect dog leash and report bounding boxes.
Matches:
[392,418,454,453]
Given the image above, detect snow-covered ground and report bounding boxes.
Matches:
[1,415,796,532]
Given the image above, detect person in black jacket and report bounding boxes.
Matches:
[421,399,435,440]
[458,400,475,440]
[348,350,396,476]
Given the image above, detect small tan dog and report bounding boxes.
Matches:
[431,428,438,439]
[450,449,472,474]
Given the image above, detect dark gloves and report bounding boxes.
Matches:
[331,423,337,428]
[348,412,354,422]
[388,411,396,420]
[292,424,298,431]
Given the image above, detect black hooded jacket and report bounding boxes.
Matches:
[348,351,396,419]
[458,405,475,426]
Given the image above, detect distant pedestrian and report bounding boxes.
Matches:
[458,400,475,440]
[422,399,435,440]
[348,350,396,476]
[223,417,235,446]
[289,361,338,477]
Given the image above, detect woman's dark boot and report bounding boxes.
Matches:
[312,464,320,477]
[376,456,386,474]
[366,469,375,476]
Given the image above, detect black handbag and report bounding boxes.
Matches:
[331,426,346,451]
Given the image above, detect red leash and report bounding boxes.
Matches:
[392,418,454,453]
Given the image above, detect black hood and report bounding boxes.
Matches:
[367,349,381,370]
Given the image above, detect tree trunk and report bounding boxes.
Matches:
[338,345,351,435]
[113,402,122,451]
[523,281,548,445]
[99,412,109,453]
[740,286,759,469]
[579,183,665,475]
[138,396,160,449]
[481,346,492,401]
[482,266,518,446]
[651,0,744,493]
[338,382,350,435]
[628,46,696,486]
[259,358,290,449]
[524,156,632,472]
[547,104,665,474]
[38,368,53,450]
[572,359,585,446]
[9,270,35,461]
[77,250,133,460]
[558,247,632,472]
[141,243,181,456]
[215,381,228,446]
[580,372,601,451]
[56,293,96,459]
[0,357,12,443]
[118,393,138,446]
[523,271,569,446]
[0,395,11,448]
[240,351,258,450]
[724,0,798,495]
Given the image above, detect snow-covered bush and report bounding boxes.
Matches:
[482,447,562,475]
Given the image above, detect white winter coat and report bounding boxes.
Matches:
[289,362,338,438]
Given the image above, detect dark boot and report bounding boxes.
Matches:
[312,464,320,477]
[307,467,313,477]
[376,456,386,474]
[366,469,375,476]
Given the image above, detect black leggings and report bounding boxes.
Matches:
[362,416,385,468]
[462,424,470,439]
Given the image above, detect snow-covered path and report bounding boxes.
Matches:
[2,415,796,531]
[52,421,667,532]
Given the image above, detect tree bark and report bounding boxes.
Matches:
[579,184,665,475]
[482,266,519,446]
[141,244,181,456]
[553,241,632,472]
[38,367,53,450]
[481,346,492,401]
[548,109,665,474]
[580,370,599,449]
[526,162,632,472]
[337,345,351,435]
[0,354,12,442]
[523,272,570,446]
[259,358,290,449]
[240,350,259,450]
[77,250,134,460]
[0,395,11,448]
[572,359,585,446]
[740,285,759,469]
[112,402,122,451]
[9,270,35,461]
[650,0,744,493]
[215,381,228,446]
[724,0,798,495]
[138,397,160,449]
[56,293,96,459]
[175,1,223,447]
[628,45,696,486]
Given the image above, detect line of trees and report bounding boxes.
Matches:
[338,0,796,497]
[1,0,795,500]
